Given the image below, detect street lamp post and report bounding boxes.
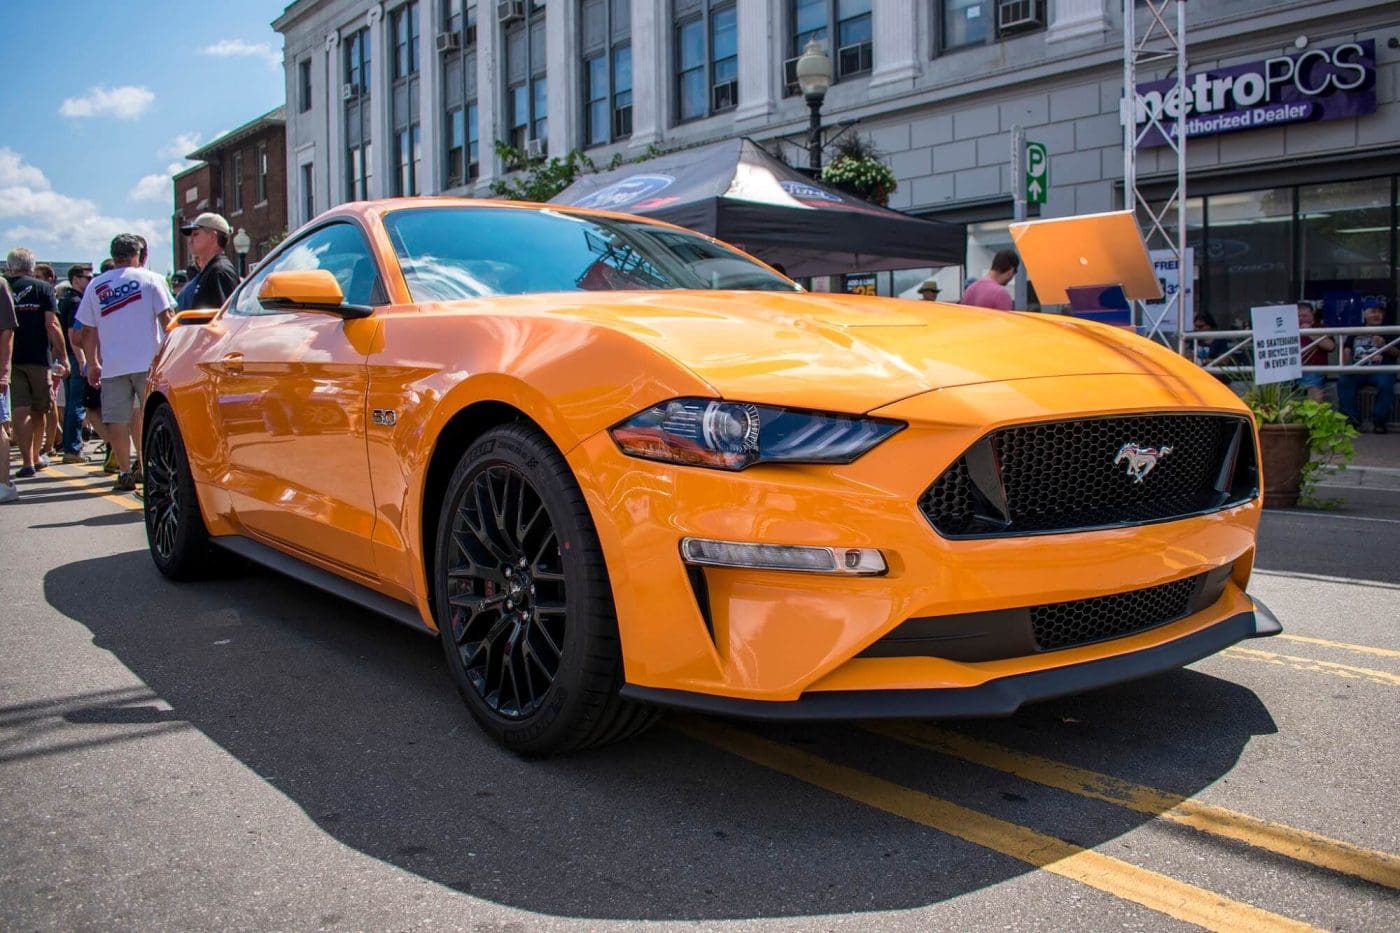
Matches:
[795,38,833,175]
[232,227,251,277]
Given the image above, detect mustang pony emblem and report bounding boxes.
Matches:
[1114,442,1173,483]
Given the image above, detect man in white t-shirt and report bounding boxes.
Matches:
[77,233,175,491]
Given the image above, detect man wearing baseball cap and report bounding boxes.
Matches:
[181,212,240,311]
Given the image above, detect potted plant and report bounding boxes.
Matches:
[820,135,898,207]
[1244,381,1358,508]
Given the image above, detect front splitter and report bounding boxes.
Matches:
[621,599,1280,721]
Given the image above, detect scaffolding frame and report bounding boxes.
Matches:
[1123,0,1189,354]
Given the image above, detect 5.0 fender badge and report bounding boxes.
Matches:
[1114,442,1173,483]
[372,409,398,427]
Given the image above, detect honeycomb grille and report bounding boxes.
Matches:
[920,414,1254,537]
[1032,574,1201,651]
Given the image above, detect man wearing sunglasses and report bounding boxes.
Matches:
[181,212,240,311]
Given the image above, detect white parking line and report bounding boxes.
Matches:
[1252,569,1400,590]
[1263,510,1400,525]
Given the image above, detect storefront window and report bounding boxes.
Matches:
[1202,189,1293,330]
[1300,180,1392,325]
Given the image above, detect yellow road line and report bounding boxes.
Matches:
[1276,634,1400,660]
[1225,646,1400,688]
[33,464,142,511]
[868,721,1400,891]
[676,719,1320,933]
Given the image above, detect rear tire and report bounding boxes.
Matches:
[433,423,658,755]
[143,403,217,580]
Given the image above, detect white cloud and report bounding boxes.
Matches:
[129,163,186,203]
[0,147,169,271]
[159,131,204,161]
[59,85,156,120]
[200,39,281,67]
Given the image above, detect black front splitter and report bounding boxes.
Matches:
[620,599,1280,721]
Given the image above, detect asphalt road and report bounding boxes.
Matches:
[2,458,1398,931]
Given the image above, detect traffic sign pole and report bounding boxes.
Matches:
[1011,126,1027,311]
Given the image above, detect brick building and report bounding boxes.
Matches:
[171,107,289,276]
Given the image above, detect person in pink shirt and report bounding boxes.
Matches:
[960,250,1020,311]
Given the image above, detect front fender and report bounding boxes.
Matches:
[365,311,717,618]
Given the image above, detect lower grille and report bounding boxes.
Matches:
[1032,574,1201,651]
[857,568,1228,663]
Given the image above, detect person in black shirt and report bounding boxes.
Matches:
[3,247,67,477]
[181,212,240,311]
[57,264,93,461]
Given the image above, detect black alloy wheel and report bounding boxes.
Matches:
[145,416,182,561]
[143,403,216,580]
[446,463,567,719]
[434,423,658,755]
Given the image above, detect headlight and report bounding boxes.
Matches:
[609,398,904,471]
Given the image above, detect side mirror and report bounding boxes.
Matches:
[258,269,372,319]
[165,309,218,332]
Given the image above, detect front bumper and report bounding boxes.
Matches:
[620,598,1280,720]
[568,374,1264,702]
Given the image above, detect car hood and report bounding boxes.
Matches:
[444,290,1210,412]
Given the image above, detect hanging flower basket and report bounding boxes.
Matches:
[820,156,898,207]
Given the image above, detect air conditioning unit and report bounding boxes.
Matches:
[436,31,459,52]
[782,56,800,97]
[497,0,525,24]
[524,137,544,159]
[342,82,360,100]
[997,0,1045,34]
[711,79,737,112]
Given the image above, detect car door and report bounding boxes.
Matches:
[213,222,384,578]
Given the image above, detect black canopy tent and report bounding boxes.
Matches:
[551,137,963,279]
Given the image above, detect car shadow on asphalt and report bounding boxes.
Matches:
[43,550,1278,921]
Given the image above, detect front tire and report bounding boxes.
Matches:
[143,403,217,580]
[434,423,657,755]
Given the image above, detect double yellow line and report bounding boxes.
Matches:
[679,718,1327,931]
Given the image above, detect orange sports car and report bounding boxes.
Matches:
[143,198,1278,755]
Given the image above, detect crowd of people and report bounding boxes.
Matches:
[0,212,240,504]
[1192,300,1398,434]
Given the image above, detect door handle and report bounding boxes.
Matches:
[220,353,244,375]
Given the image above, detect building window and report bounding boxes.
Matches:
[940,0,1045,52]
[301,162,315,223]
[392,1,420,79]
[467,103,478,178]
[391,2,422,196]
[255,142,268,204]
[230,151,244,213]
[786,1,870,94]
[344,26,372,201]
[345,26,371,92]
[613,45,632,138]
[504,2,547,155]
[673,2,735,124]
[298,59,313,112]
[579,1,632,146]
[446,107,465,185]
[394,124,422,195]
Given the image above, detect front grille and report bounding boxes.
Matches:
[919,414,1257,538]
[1032,573,1201,651]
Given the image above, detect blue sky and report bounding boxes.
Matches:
[0,1,289,274]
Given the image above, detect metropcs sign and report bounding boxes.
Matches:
[1135,39,1376,148]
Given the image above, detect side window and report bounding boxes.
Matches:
[229,223,382,315]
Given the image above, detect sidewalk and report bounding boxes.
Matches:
[1317,431,1400,491]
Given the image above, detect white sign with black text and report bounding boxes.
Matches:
[1250,305,1302,384]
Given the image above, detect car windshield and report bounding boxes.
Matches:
[382,206,799,301]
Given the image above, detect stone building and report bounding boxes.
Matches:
[273,0,1398,317]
